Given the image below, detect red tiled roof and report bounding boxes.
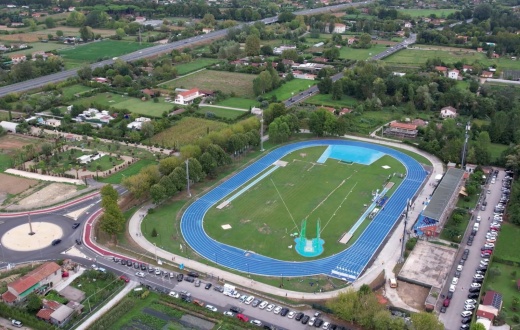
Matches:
[9,262,60,295]
[36,309,53,320]
[435,66,448,72]
[2,291,17,303]
[390,122,417,130]
[43,299,62,310]
[179,88,199,97]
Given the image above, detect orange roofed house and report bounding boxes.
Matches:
[1,262,62,304]
[174,88,203,105]
[384,121,418,138]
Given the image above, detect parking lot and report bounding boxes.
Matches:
[439,169,511,330]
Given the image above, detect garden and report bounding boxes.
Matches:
[150,117,228,148]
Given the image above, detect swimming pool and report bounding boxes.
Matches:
[317,145,385,165]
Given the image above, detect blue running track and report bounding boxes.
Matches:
[181,140,427,281]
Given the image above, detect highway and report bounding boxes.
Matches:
[0,1,372,98]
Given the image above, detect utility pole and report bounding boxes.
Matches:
[138,28,142,45]
[399,199,410,263]
[185,159,191,197]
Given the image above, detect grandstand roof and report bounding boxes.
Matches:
[422,168,465,221]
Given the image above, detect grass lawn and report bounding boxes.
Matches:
[99,159,158,184]
[493,222,520,263]
[0,154,11,171]
[72,92,173,117]
[61,84,93,98]
[264,79,317,101]
[488,143,509,162]
[216,97,259,109]
[174,58,222,75]
[6,41,70,56]
[198,106,247,119]
[59,40,151,63]
[306,93,359,108]
[397,8,457,17]
[351,109,400,135]
[340,44,389,60]
[484,262,520,326]
[150,117,228,148]
[439,210,470,243]
[204,146,405,261]
[163,71,257,98]
[71,270,124,308]
[85,154,125,172]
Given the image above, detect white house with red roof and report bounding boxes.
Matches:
[174,88,203,105]
[333,23,346,33]
[448,69,459,80]
[9,54,26,64]
[1,262,62,304]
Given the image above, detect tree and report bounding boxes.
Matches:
[56,30,64,38]
[253,71,272,95]
[332,80,343,100]
[199,152,218,177]
[100,203,125,237]
[100,184,118,208]
[159,157,182,176]
[115,28,125,40]
[26,293,42,313]
[41,143,53,159]
[45,17,56,28]
[410,312,444,330]
[260,45,273,55]
[245,35,260,56]
[327,290,358,322]
[202,13,216,26]
[66,11,86,27]
[470,323,486,330]
[318,77,333,94]
[140,121,155,143]
[150,183,167,204]
[358,33,372,48]
[323,47,340,60]
[79,26,94,42]
[77,65,92,80]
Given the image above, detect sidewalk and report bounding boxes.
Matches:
[75,280,138,330]
[125,135,444,305]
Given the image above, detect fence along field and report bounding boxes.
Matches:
[203,146,405,261]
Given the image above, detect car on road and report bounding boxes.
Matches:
[205,304,218,312]
[72,223,80,229]
[135,272,145,277]
[120,275,129,283]
[52,239,62,246]
[273,306,282,314]
[461,311,473,317]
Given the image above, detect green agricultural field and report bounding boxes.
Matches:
[99,159,158,184]
[306,93,359,108]
[58,40,151,63]
[0,154,11,171]
[384,47,486,66]
[72,92,173,117]
[493,222,520,263]
[216,97,259,109]
[264,79,317,101]
[6,42,70,56]
[204,146,405,261]
[164,70,257,98]
[198,106,246,119]
[174,59,222,75]
[61,84,93,98]
[151,117,228,148]
[397,8,457,18]
[340,44,389,60]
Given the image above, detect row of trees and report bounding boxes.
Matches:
[327,285,444,330]
[99,185,125,238]
[0,57,63,86]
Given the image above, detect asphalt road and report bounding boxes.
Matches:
[0,1,372,98]
[438,170,505,330]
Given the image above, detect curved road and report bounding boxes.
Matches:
[0,1,372,98]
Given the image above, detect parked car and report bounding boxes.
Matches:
[205,304,218,312]
[470,283,482,288]
[223,311,234,317]
[273,306,282,314]
[266,304,275,312]
[461,311,473,317]
[135,272,145,278]
[177,273,184,282]
[443,298,450,307]
[194,279,201,287]
[295,312,304,321]
[120,275,129,283]
[301,315,310,324]
[185,276,195,283]
[287,311,295,319]
[259,301,268,309]
[205,283,212,290]
[467,293,479,299]
[237,314,249,322]
[465,299,477,305]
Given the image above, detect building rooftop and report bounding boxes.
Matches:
[422,168,465,221]
[9,262,61,295]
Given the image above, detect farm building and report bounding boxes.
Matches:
[384,121,418,138]
[174,88,203,105]
[0,121,19,133]
[440,106,457,119]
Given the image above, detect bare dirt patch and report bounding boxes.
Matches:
[15,183,77,207]
[395,281,429,311]
[0,134,41,153]
[258,223,271,234]
[0,173,37,195]
[240,219,251,224]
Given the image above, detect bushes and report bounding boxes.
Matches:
[89,296,136,330]
[405,237,418,251]
[0,303,56,330]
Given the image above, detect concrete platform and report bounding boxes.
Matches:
[398,240,457,288]
[1,223,63,251]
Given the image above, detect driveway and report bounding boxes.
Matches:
[439,169,506,330]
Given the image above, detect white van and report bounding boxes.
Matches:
[473,223,480,231]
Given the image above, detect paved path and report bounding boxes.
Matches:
[158,68,207,85]
[120,135,444,307]
[199,104,249,112]
[4,169,84,185]
[75,280,138,330]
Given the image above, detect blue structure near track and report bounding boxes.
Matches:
[180,140,427,282]
[317,145,384,165]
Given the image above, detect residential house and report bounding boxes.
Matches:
[476,304,499,323]
[10,54,26,64]
[292,70,317,80]
[448,69,459,80]
[10,22,24,27]
[333,23,346,33]
[44,118,61,127]
[462,65,473,73]
[68,6,75,11]
[477,47,483,52]
[251,107,263,116]
[393,72,406,77]
[92,77,109,84]
[141,88,158,98]
[411,118,427,127]
[127,117,151,130]
[135,16,146,23]
[0,45,9,52]
[347,37,357,45]
[482,290,503,311]
[202,27,213,34]
[291,62,331,73]
[435,66,448,75]
[480,71,493,78]
[491,53,500,58]
[440,106,457,118]
[174,88,203,105]
[384,121,418,138]
[404,22,413,28]
[273,45,296,55]
[32,51,48,60]
[1,262,62,304]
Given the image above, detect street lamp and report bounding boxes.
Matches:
[185,159,191,197]
[281,273,284,288]
[260,113,265,152]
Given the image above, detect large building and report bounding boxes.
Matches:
[2,262,62,304]
[384,121,418,138]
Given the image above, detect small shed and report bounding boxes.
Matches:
[0,121,19,133]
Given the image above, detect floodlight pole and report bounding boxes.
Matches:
[27,212,35,235]
[185,159,191,198]
[399,199,410,263]
[461,121,471,169]
[260,113,265,152]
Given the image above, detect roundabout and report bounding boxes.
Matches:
[1,222,63,251]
